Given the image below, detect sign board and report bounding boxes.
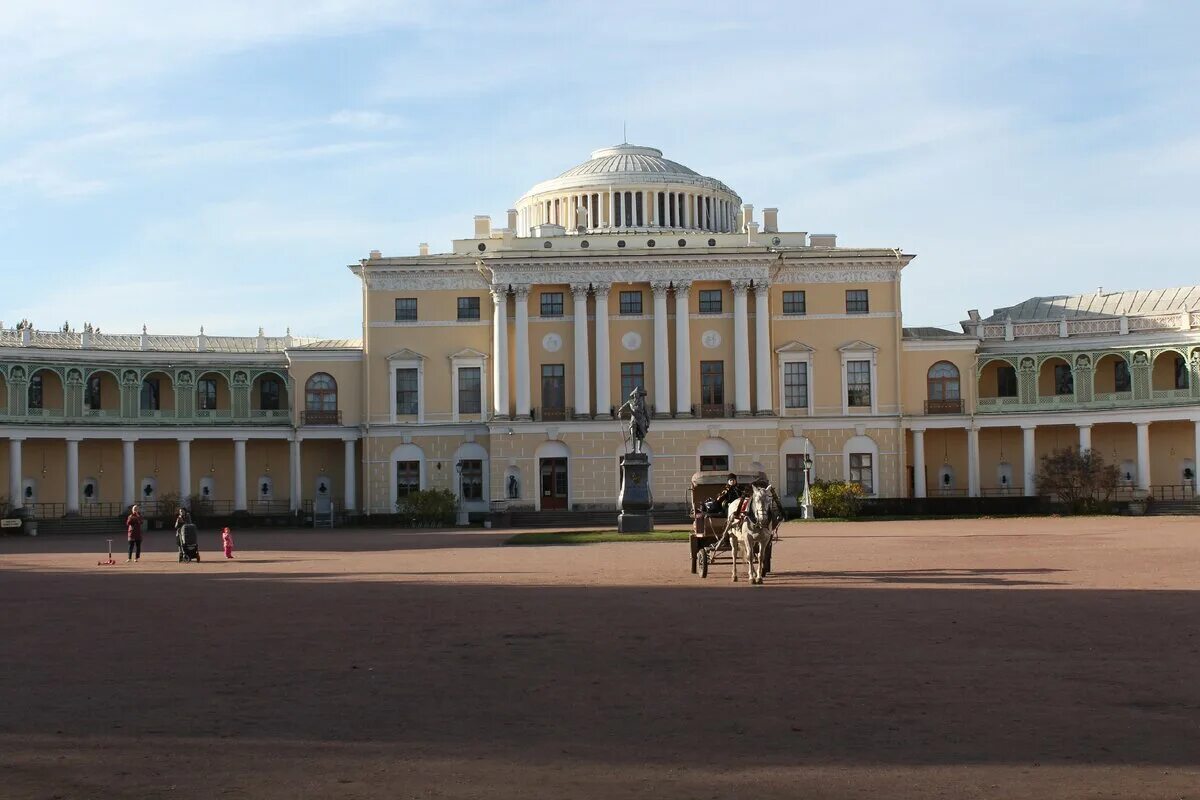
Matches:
[0,519,22,529]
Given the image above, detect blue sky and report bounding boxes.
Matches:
[3,1,1198,337]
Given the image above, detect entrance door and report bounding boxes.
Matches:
[540,458,568,510]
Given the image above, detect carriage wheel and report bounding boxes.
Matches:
[698,549,709,578]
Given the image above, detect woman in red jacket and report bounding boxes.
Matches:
[126,504,144,562]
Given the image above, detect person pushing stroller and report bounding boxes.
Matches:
[174,507,200,562]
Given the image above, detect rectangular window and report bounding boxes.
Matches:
[85,375,102,410]
[620,362,645,402]
[700,455,729,472]
[457,297,480,320]
[847,360,871,407]
[997,365,1017,397]
[846,289,869,314]
[619,291,642,315]
[394,298,417,321]
[397,461,420,499]
[458,367,482,414]
[698,289,722,314]
[849,453,873,495]
[541,364,565,410]
[1114,360,1131,392]
[1054,363,1074,395]
[540,292,564,317]
[28,374,43,410]
[259,378,280,411]
[1176,356,1190,390]
[782,291,806,315]
[460,459,483,501]
[395,368,418,415]
[197,379,217,410]
[784,362,808,409]
[786,454,806,496]
[140,379,159,411]
[701,361,724,405]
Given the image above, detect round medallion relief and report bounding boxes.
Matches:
[621,331,642,351]
[701,330,722,349]
[542,333,563,353]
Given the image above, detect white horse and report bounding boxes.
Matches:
[729,484,777,584]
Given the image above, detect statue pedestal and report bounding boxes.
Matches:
[617,453,654,533]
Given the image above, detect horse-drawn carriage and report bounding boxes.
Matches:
[687,471,781,580]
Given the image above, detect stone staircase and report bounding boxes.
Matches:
[1147,500,1200,517]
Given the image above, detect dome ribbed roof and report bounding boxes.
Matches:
[519,143,738,200]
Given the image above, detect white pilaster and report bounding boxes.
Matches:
[572,284,591,418]
[289,437,302,512]
[65,438,80,514]
[754,281,772,415]
[1135,421,1151,491]
[233,438,248,512]
[674,282,692,416]
[594,286,611,415]
[652,282,671,417]
[491,287,509,418]
[343,438,357,511]
[1077,423,1092,453]
[122,438,136,510]
[178,438,192,507]
[8,438,22,510]
[967,426,980,498]
[1022,425,1037,497]
[514,286,531,419]
[912,429,927,498]
[732,280,752,415]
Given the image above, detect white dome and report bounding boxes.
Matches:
[514,144,742,236]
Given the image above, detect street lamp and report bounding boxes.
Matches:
[800,453,815,520]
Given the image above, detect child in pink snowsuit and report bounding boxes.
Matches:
[222,527,235,559]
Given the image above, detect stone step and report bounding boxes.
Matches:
[1147,501,1200,516]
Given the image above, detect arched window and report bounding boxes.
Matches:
[926,361,961,413]
[305,373,337,411]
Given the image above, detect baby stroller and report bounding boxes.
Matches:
[177,523,201,562]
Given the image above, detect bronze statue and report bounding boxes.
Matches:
[617,386,651,453]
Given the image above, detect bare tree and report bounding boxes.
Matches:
[1036,448,1121,513]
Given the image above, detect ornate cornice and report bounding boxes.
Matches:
[363,269,488,291]
[773,265,898,284]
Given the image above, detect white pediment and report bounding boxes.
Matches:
[838,340,878,352]
[386,348,426,362]
[774,340,815,354]
[448,347,489,361]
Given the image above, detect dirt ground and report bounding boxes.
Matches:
[2,516,1199,799]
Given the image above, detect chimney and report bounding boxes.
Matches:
[506,209,518,231]
[474,215,491,238]
[368,249,382,260]
[418,242,430,256]
[762,208,778,233]
[742,204,755,229]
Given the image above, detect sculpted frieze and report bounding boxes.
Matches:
[365,270,489,291]
[774,267,897,284]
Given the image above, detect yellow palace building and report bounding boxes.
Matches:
[2,144,1198,521]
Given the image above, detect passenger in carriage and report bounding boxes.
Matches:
[716,474,750,534]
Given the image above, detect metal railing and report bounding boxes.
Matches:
[924,398,964,414]
[302,409,341,425]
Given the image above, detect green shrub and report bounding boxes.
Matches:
[396,489,458,527]
[808,480,865,519]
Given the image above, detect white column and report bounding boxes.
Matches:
[732,280,752,415]
[122,438,136,510]
[572,284,591,418]
[1194,420,1200,489]
[608,189,615,227]
[967,426,980,498]
[652,282,671,417]
[491,287,509,418]
[233,438,248,512]
[177,438,192,507]
[514,287,531,419]
[343,438,357,511]
[1135,421,1151,491]
[65,438,80,514]
[674,282,692,416]
[8,438,22,510]
[594,286,611,415]
[912,429,927,498]
[754,281,772,415]
[1022,425,1037,497]
[1077,423,1092,453]
[289,437,302,512]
